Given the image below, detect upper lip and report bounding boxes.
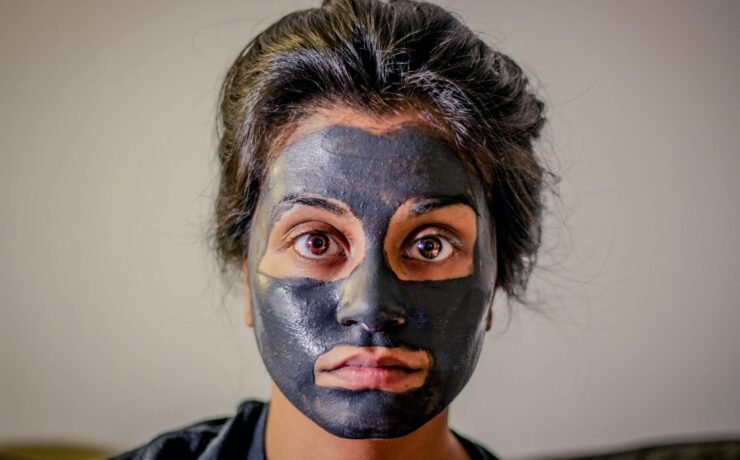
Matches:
[315,345,430,373]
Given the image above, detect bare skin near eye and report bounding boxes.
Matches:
[257,196,366,281]
[258,199,477,283]
[385,201,477,281]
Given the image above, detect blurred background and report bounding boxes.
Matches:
[1,0,739,458]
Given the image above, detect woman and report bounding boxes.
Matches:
[115,0,548,458]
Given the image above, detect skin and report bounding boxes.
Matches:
[243,108,496,460]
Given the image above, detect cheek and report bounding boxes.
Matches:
[403,278,490,349]
[251,272,493,354]
[251,274,341,361]
[249,270,493,389]
[396,278,490,401]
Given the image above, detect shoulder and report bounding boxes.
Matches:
[454,431,500,460]
[110,400,266,460]
[109,418,227,460]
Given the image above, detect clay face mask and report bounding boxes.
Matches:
[247,125,496,438]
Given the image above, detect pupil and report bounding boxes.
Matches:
[417,237,441,259]
[307,234,329,255]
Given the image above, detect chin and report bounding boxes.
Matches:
[303,386,447,439]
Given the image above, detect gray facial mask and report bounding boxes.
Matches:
[247,125,496,438]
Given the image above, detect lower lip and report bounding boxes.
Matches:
[316,366,426,392]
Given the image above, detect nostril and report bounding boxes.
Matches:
[336,263,408,332]
[338,311,406,332]
[390,316,405,326]
[354,314,406,332]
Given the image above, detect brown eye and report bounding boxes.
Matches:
[306,233,330,256]
[416,237,442,259]
[404,233,455,262]
[293,232,345,259]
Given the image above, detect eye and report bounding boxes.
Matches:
[293,232,346,259]
[404,235,455,261]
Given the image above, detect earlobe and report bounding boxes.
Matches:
[485,304,493,331]
[242,260,254,328]
[485,274,499,332]
[484,288,496,331]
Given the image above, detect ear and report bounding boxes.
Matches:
[485,286,497,332]
[486,237,499,333]
[242,260,254,328]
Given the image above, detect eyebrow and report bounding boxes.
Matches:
[408,194,479,217]
[274,193,347,217]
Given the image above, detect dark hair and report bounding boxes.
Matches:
[215,0,550,302]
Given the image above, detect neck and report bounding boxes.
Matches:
[265,385,469,460]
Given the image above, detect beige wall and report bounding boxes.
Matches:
[1,0,739,457]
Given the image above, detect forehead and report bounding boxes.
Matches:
[263,125,476,219]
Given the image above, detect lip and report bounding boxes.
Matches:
[314,345,430,393]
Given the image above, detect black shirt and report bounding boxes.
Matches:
[112,400,498,459]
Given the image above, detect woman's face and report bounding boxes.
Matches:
[245,109,496,438]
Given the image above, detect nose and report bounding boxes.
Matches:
[336,255,407,333]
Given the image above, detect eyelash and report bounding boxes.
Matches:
[283,224,464,263]
[284,225,349,261]
[402,227,464,263]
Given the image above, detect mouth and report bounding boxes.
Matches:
[314,345,430,393]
